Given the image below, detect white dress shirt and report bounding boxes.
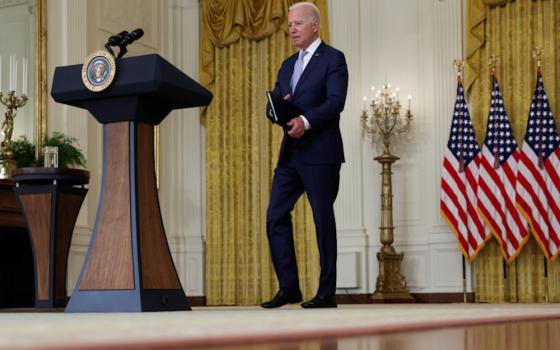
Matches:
[296,37,322,130]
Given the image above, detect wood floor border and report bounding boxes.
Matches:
[5,293,473,309]
[188,293,475,306]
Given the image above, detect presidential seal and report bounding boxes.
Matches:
[82,50,116,92]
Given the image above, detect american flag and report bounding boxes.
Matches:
[476,76,528,263]
[515,72,560,261]
[441,81,488,261]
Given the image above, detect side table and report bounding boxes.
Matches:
[12,167,89,308]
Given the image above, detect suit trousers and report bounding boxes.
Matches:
[266,152,341,298]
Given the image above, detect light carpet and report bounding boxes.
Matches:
[1,304,560,350]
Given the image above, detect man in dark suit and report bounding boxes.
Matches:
[261,2,348,309]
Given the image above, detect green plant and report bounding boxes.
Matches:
[11,136,37,167]
[38,132,87,168]
[10,132,86,169]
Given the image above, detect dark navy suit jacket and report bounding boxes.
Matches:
[272,42,348,164]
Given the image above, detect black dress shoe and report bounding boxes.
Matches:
[261,290,302,308]
[301,296,337,308]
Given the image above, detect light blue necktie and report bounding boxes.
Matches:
[291,50,307,94]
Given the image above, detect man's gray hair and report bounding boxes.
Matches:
[289,2,321,24]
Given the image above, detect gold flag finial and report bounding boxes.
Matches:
[532,47,543,70]
[488,55,499,75]
[453,60,464,82]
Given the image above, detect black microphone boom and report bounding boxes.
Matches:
[105,31,129,57]
[104,28,144,59]
[117,28,144,59]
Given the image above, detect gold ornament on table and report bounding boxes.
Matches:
[0,91,28,179]
[0,55,29,179]
[361,83,414,302]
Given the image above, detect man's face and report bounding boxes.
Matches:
[288,7,319,50]
[95,64,104,78]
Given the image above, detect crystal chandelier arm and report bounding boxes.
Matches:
[375,111,397,137]
[361,111,376,136]
[396,110,412,134]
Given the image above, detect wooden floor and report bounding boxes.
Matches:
[2,305,560,349]
[184,318,560,350]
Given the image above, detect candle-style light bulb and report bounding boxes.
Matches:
[371,86,375,99]
[407,94,412,110]
[363,96,368,111]
[22,57,28,96]
[9,55,13,91]
[14,58,18,93]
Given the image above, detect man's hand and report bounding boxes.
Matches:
[287,117,305,138]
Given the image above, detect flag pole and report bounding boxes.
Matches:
[544,256,549,302]
[462,255,467,303]
[454,59,468,304]
[453,60,465,172]
[503,258,508,302]
[532,47,545,169]
[515,258,519,302]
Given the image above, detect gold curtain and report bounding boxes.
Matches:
[202,0,330,305]
[466,0,560,302]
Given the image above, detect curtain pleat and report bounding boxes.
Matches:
[202,0,329,305]
[467,0,560,302]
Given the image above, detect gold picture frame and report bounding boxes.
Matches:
[35,0,48,158]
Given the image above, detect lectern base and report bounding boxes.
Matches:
[67,122,190,313]
[65,289,191,313]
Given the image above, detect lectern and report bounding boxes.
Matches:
[51,54,212,312]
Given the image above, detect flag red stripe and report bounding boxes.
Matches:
[517,163,556,256]
[478,171,520,255]
[441,203,469,254]
[519,155,560,225]
[441,176,468,229]
[522,157,560,248]
[465,168,486,237]
[501,160,526,231]
[443,157,466,194]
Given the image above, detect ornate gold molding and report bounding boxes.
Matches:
[484,0,515,7]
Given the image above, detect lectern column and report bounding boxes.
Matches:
[66,121,189,312]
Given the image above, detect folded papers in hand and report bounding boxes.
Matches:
[266,91,303,128]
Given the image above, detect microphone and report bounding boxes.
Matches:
[116,28,144,59]
[121,29,144,46]
[104,28,144,59]
[108,31,129,46]
[105,31,128,57]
